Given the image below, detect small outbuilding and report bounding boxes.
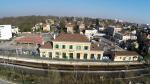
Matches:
[114,51,140,61]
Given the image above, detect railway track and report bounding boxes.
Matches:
[0,58,149,71]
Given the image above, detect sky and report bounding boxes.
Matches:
[0,0,150,24]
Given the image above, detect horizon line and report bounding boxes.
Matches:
[0,14,148,25]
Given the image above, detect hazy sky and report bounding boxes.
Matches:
[0,0,150,24]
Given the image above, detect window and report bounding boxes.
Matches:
[129,57,131,61]
[0,31,1,38]
[62,53,67,59]
[62,45,65,49]
[76,46,81,50]
[133,56,137,61]
[55,44,59,49]
[91,54,94,59]
[49,52,52,59]
[97,54,101,60]
[77,53,80,59]
[69,45,73,49]
[55,52,59,58]
[69,53,73,59]
[42,52,46,57]
[123,57,126,61]
[84,54,88,59]
[84,46,89,50]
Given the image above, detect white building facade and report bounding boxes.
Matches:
[0,25,12,40]
[114,32,137,42]
[12,26,19,34]
[85,29,98,39]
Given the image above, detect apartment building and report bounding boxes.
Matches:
[84,29,98,40]
[0,25,12,40]
[114,31,137,42]
[65,23,74,34]
[43,24,50,32]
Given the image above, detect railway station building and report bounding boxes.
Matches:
[39,33,104,60]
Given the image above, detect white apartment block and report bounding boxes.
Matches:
[114,32,137,42]
[0,25,12,40]
[85,29,98,39]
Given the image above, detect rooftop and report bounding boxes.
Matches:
[53,33,90,43]
[40,42,52,49]
[16,35,44,45]
[115,51,139,56]
[90,44,103,51]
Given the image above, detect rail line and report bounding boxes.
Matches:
[0,57,149,71]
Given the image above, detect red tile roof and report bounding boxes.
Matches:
[90,44,103,51]
[53,33,90,43]
[16,35,44,45]
[40,42,52,49]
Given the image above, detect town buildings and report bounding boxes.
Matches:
[0,16,147,62]
[32,23,43,32]
[105,26,122,36]
[40,33,104,60]
[84,28,106,40]
[85,29,98,40]
[79,23,85,32]
[114,31,137,42]
[43,24,50,32]
[65,23,74,34]
[99,27,105,31]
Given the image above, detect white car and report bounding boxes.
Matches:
[102,56,110,61]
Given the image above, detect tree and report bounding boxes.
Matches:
[0,16,47,32]
[74,25,80,33]
[96,19,100,26]
[60,20,67,33]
